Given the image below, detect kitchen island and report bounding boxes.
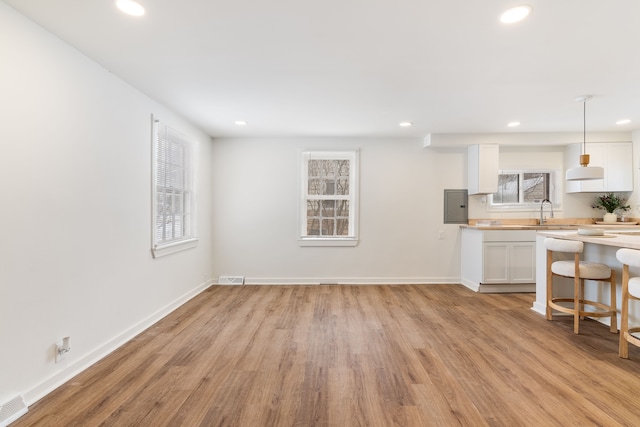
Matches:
[533,228,640,329]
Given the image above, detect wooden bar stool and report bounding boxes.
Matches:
[544,237,617,334]
[615,248,640,358]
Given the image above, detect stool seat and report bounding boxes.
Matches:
[551,261,612,280]
[545,237,617,335]
[630,277,640,298]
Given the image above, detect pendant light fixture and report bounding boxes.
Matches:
[566,96,604,181]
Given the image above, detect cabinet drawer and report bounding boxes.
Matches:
[481,230,536,242]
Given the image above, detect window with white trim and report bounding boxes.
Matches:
[489,169,560,211]
[299,150,358,246]
[152,119,197,257]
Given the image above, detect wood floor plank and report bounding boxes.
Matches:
[12,284,640,426]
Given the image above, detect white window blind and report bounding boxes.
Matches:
[152,120,197,257]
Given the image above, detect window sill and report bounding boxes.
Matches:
[298,238,358,247]
[152,237,198,258]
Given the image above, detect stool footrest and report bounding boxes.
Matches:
[549,297,615,318]
[625,328,640,348]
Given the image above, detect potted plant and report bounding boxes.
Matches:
[592,193,630,222]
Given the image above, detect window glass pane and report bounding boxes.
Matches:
[307,200,320,217]
[307,218,320,235]
[321,200,335,216]
[523,173,549,203]
[336,178,349,195]
[169,165,184,188]
[323,180,336,195]
[308,160,321,178]
[170,142,184,165]
[337,160,350,177]
[336,219,349,236]
[336,200,349,218]
[172,193,184,214]
[156,215,165,241]
[156,160,166,186]
[493,174,519,204]
[321,219,335,236]
[308,179,321,195]
[157,192,166,214]
[173,215,183,238]
[322,160,336,179]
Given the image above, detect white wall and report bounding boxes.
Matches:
[0,2,213,406]
[211,138,466,284]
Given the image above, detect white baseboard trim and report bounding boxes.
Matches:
[460,279,536,294]
[531,301,546,315]
[242,277,461,285]
[460,278,480,292]
[23,279,213,406]
[477,283,535,293]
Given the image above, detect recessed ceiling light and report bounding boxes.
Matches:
[507,121,521,127]
[616,119,631,125]
[399,121,413,127]
[115,0,145,17]
[500,5,532,24]
[234,120,247,126]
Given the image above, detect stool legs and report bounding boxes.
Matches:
[609,271,617,334]
[573,274,580,334]
[620,265,630,358]
[546,249,553,321]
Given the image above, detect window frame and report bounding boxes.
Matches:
[151,118,198,258]
[298,149,359,247]
[487,169,561,212]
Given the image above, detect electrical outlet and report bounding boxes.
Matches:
[438,231,445,240]
[55,337,71,363]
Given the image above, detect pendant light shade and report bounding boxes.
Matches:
[566,96,604,181]
[566,161,604,180]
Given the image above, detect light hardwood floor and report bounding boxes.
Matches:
[12,285,640,426]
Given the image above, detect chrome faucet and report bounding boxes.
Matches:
[540,199,554,224]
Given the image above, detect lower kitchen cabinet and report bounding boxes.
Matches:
[461,228,536,293]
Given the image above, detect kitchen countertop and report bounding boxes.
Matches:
[537,229,640,250]
[461,220,640,231]
[460,224,579,230]
[460,222,640,231]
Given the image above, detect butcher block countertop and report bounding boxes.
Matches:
[461,218,640,231]
[537,229,640,250]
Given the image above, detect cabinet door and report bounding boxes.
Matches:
[468,145,499,195]
[482,243,509,283]
[606,143,633,191]
[509,242,536,283]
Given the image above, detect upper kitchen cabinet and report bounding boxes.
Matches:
[565,142,633,193]
[468,144,499,195]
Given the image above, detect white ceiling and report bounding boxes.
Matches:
[4,0,640,139]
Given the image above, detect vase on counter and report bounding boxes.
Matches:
[603,212,618,223]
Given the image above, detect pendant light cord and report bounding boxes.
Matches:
[583,99,586,155]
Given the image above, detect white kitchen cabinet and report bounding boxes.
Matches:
[461,228,536,293]
[468,144,499,195]
[483,241,536,284]
[565,142,633,193]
